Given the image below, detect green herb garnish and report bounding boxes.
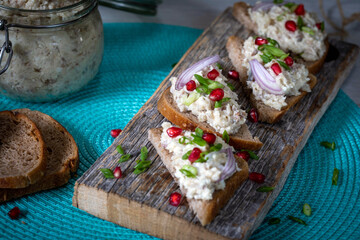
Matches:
[118,154,131,163]
[320,141,335,151]
[222,130,229,143]
[277,60,291,70]
[208,81,225,90]
[332,168,339,186]
[194,74,212,86]
[276,15,283,21]
[303,203,312,216]
[210,143,222,152]
[216,63,223,70]
[301,26,315,35]
[100,168,114,179]
[133,146,151,174]
[266,38,280,48]
[195,127,204,137]
[297,16,304,29]
[116,145,124,155]
[179,136,191,145]
[180,165,197,178]
[184,92,200,106]
[320,21,325,32]
[140,146,148,161]
[260,54,272,64]
[269,218,281,225]
[256,186,274,192]
[195,152,209,163]
[191,134,207,146]
[287,216,307,225]
[273,0,283,4]
[284,2,297,11]
[171,62,178,68]
[182,150,192,160]
[262,45,286,57]
[227,83,235,91]
[280,53,289,60]
[215,98,231,108]
[240,149,259,160]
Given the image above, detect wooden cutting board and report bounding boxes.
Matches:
[72,7,359,240]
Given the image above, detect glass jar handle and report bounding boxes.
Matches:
[0,19,13,75]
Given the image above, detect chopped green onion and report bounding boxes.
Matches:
[269,218,281,225]
[118,154,131,163]
[182,150,192,160]
[184,91,200,106]
[266,38,280,47]
[277,60,291,70]
[216,63,223,70]
[320,141,335,151]
[284,2,297,11]
[194,74,212,86]
[140,146,148,161]
[256,186,274,192]
[180,165,197,178]
[195,127,204,137]
[195,85,210,94]
[273,0,283,4]
[208,81,225,90]
[222,130,229,143]
[195,152,209,163]
[287,216,307,225]
[280,53,289,60]
[116,145,124,155]
[262,45,286,57]
[240,149,259,160]
[227,83,235,91]
[303,203,312,216]
[171,62,178,68]
[191,134,207,146]
[179,136,191,145]
[215,97,231,108]
[133,160,152,174]
[332,168,339,186]
[297,16,305,29]
[100,168,114,179]
[301,26,315,35]
[260,54,272,64]
[210,143,222,152]
[320,21,325,32]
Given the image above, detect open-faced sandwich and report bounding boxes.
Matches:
[232,1,328,74]
[157,55,262,150]
[226,35,317,123]
[148,122,249,225]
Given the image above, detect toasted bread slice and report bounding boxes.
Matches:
[232,1,329,74]
[0,109,79,202]
[226,36,317,123]
[148,128,249,226]
[0,111,47,188]
[157,88,262,150]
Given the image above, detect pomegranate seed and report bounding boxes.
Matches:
[248,108,259,123]
[294,4,305,16]
[271,63,282,75]
[209,88,224,101]
[249,172,266,183]
[235,151,250,162]
[284,56,294,66]
[316,23,322,30]
[228,70,239,80]
[186,80,196,91]
[8,207,20,220]
[285,20,297,32]
[113,166,122,179]
[169,192,182,206]
[166,127,183,138]
[188,147,202,163]
[207,69,219,80]
[110,129,122,138]
[255,37,268,46]
[202,133,216,145]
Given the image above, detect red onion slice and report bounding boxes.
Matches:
[218,148,237,182]
[175,55,221,90]
[249,59,284,95]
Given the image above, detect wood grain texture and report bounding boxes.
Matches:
[73,7,359,240]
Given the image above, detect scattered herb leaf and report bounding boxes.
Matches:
[288,215,307,225]
[133,160,152,174]
[195,128,204,137]
[184,91,200,106]
[118,154,131,163]
[276,15,283,21]
[140,146,148,161]
[320,141,335,151]
[303,203,312,216]
[227,83,235,91]
[256,186,274,192]
[332,168,339,186]
[222,130,230,143]
[269,218,281,225]
[100,168,114,179]
[180,165,197,178]
[260,54,272,64]
[208,81,225,90]
[320,21,325,32]
[284,2,297,11]
[116,145,124,155]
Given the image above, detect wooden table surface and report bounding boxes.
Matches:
[99,0,360,105]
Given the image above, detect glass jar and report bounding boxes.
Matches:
[0,0,103,102]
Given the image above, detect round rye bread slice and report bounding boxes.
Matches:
[0,109,79,202]
[0,111,47,188]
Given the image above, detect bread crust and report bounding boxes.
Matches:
[226,36,317,123]
[157,88,262,150]
[0,111,47,189]
[232,1,329,74]
[148,128,249,226]
[0,109,79,202]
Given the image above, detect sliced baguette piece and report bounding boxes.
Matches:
[157,88,263,150]
[232,1,329,74]
[226,35,317,123]
[0,109,79,202]
[0,111,47,188]
[148,127,249,226]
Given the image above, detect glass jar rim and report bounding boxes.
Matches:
[0,0,96,14]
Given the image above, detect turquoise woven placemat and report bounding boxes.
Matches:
[0,23,359,240]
